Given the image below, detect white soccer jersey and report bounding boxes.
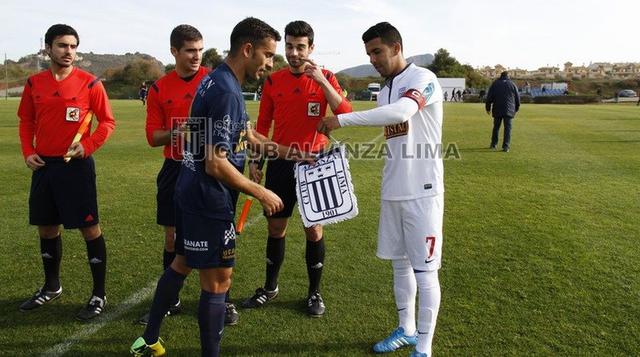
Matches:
[338,63,444,200]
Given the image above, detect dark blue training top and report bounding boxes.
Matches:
[175,63,248,221]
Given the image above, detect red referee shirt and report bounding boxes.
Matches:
[257,68,351,152]
[145,66,209,159]
[18,67,116,159]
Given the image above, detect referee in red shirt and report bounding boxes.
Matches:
[17,24,116,320]
[241,20,352,317]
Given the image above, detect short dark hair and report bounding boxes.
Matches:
[284,20,314,46]
[229,17,281,55]
[45,24,79,47]
[362,22,402,49]
[170,24,203,50]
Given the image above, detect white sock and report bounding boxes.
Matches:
[415,270,441,355]
[392,259,416,335]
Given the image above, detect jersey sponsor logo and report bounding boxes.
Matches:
[223,223,236,245]
[307,102,321,117]
[425,236,436,263]
[402,88,426,109]
[66,107,81,122]
[184,239,209,252]
[384,122,409,139]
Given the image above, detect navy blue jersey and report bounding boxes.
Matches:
[175,63,248,220]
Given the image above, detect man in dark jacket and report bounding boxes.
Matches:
[486,71,520,152]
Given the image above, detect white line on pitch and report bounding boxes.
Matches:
[41,213,264,357]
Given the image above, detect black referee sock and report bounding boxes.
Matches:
[264,236,285,291]
[40,235,62,292]
[85,235,107,298]
[306,237,325,295]
[163,249,175,271]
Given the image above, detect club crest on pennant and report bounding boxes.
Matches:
[295,145,358,227]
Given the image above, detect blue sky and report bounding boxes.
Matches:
[2,0,638,72]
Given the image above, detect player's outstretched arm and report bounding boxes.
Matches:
[205,145,283,216]
[317,97,419,135]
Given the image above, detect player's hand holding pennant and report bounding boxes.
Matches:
[294,145,358,227]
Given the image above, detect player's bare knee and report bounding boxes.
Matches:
[80,224,102,240]
[267,218,288,237]
[164,227,176,251]
[170,255,192,276]
[38,225,60,239]
[304,225,323,241]
[199,268,232,293]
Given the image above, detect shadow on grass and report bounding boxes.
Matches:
[459,147,501,153]
[223,339,374,356]
[592,140,640,143]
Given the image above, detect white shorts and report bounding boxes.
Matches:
[377,194,444,271]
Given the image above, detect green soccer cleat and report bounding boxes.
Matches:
[130,336,166,357]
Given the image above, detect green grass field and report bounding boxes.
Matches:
[0,99,638,356]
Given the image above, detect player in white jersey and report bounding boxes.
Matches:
[318,22,443,357]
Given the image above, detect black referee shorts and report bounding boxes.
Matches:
[264,158,298,218]
[29,156,99,229]
[156,158,181,226]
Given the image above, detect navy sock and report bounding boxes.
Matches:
[198,290,226,357]
[264,236,285,291]
[143,267,187,344]
[41,235,62,291]
[306,237,325,295]
[85,235,106,298]
[162,249,175,271]
[225,290,231,303]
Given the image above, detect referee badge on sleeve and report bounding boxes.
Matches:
[295,145,358,227]
[66,107,81,122]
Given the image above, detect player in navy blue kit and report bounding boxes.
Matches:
[131,17,314,357]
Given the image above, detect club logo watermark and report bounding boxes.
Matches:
[169,116,462,163]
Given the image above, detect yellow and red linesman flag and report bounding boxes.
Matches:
[64,110,93,162]
[236,158,265,234]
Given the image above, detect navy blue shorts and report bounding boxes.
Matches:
[174,207,236,269]
[264,159,297,218]
[156,158,181,226]
[29,156,99,229]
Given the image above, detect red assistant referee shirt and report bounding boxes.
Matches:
[257,68,352,152]
[145,67,209,159]
[18,67,116,159]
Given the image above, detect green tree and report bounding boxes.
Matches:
[164,64,175,73]
[428,48,465,77]
[202,48,224,69]
[103,59,163,98]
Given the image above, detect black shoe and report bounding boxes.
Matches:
[225,303,239,326]
[503,147,510,152]
[241,287,279,308]
[19,287,62,311]
[489,145,497,150]
[76,295,106,321]
[307,291,325,317]
[137,299,182,325]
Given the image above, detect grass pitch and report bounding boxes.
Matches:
[0,100,638,356]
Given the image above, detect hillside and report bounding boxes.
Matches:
[338,53,433,77]
[13,52,163,78]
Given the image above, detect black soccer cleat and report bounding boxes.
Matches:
[19,287,62,311]
[137,299,182,325]
[225,302,239,326]
[241,287,279,308]
[76,295,106,321]
[307,291,325,317]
